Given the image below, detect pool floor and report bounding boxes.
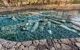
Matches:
[0,11,80,41]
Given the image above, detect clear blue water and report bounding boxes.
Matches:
[0,11,80,41]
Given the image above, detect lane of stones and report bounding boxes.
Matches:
[0,38,80,50]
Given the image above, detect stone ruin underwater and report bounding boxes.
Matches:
[0,11,80,42]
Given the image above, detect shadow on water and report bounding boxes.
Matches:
[0,11,80,42]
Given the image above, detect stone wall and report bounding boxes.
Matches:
[0,38,80,50]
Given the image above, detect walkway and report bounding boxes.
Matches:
[0,38,80,50]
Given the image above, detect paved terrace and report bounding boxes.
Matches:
[0,4,80,12]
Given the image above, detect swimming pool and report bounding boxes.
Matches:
[0,11,80,41]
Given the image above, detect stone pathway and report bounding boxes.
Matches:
[0,38,80,50]
[0,4,80,13]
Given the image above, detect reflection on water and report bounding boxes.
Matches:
[0,11,80,41]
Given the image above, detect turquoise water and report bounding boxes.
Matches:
[0,11,80,41]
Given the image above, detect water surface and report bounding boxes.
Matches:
[0,11,80,41]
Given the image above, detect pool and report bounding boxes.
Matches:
[0,11,80,41]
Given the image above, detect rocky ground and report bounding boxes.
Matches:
[0,38,80,50]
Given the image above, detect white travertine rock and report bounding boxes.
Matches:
[0,39,79,50]
[53,39,58,43]
[44,49,48,50]
[75,43,80,47]
[8,42,16,48]
[61,44,72,50]
[23,47,28,50]
[76,38,80,42]
[9,47,15,50]
[22,41,32,46]
[18,45,24,50]
[70,38,77,43]
[33,40,39,46]
[0,39,7,44]
[16,42,21,47]
[28,46,35,50]
[2,42,10,48]
[2,41,16,48]
[50,47,55,50]
[0,44,2,50]
[39,39,47,45]
[61,39,71,44]
[54,43,61,49]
